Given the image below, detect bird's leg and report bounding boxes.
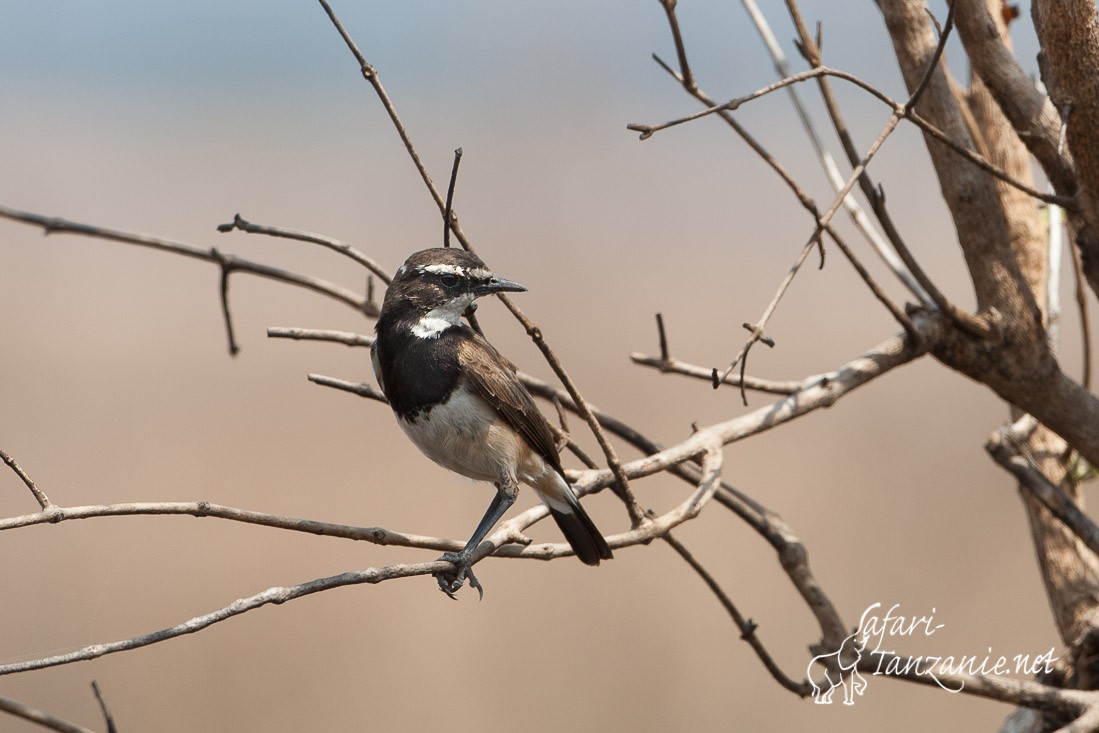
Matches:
[436,478,518,599]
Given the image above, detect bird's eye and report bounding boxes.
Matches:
[439,273,461,288]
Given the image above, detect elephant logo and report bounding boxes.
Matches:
[808,631,869,705]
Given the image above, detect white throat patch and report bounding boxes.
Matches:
[412,315,453,338]
[410,293,474,339]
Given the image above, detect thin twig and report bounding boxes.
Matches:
[443,147,463,248]
[0,499,460,549]
[663,532,811,696]
[630,65,1072,209]
[217,212,392,286]
[499,304,647,526]
[211,249,239,356]
[0,443,730,674]
[1,448,53,509]
[656,312,670,363]
[6,326,915,681]
[647,13,925,396]
[0,694,98,733]
[987,427,1099,557]
[1072,239,1093,389]
[857,651,1091,716]
[0,562,446,677]
[307,373,388,403]
[713,112,911,393]
[267,326,372,347]
[650,51,916,358]
[739,0,931,306]
[316,0,447,214]
[659,0,696,91]
[782,1,987,339]
[628,66,891,138]
[0,204,370,319]
[519,363,855,648]
[91,681,117,733]
[905,0,957,114]
[314,0,647,528]
[631,353,801,394]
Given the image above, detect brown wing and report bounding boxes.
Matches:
[456,334,565,476]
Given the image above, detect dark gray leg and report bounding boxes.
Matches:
[436,479,518,599]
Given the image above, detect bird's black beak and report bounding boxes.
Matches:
[476,276,527,295]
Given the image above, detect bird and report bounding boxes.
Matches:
[371,247,612,597]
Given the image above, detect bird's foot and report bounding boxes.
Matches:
[435,551,484,600]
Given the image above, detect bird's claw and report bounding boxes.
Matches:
[435,551,484,600]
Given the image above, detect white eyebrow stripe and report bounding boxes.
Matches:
[419,264,490,279]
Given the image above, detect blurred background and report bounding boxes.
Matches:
[0,1,1091,730]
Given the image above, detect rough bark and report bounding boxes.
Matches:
[959,0,1099,658]
[960,1,1047,313]
[955,0,1076,197]
[1033,0,1099,299]
[876,0,1099,473]
[877,0,1040,325]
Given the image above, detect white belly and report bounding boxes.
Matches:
[398,387,546,485]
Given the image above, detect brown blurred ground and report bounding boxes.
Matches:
[0,2,1090,731]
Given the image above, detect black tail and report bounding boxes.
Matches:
[550,492,613,566]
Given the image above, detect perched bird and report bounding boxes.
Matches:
[371,247,612,596]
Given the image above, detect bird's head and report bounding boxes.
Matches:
[379,248,526,338]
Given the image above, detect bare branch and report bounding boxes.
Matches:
[0,695,99,733]
[905,0,958,114]
[987,427,1099,557]
[628,66,891,138]
[955,0,1075,196]
[316,0,448,219]
[1071,235,1094,390]
[1032,0,1099,252]
[0,561,446,677]
[443,147,463,248]
[267,326,372,347]
[0,499,460,550]
[217,212,392,286]
[664,532,811,697]
[563,331,926,498]
[630,353,800,394]
[860,651,1091,716]
[631,65,1073,210]
[307,373,388,403]
[211,248,240,356]
[90,682,117,733]
[880,0,1038,325]
[658,0,696,92]
[315,0,647,528]
[0,204,371,317]
[739,0,932,306]
[0,441,729,675]
[1,448,54,509]
[711,111,949,392]
[650,44,918,358]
